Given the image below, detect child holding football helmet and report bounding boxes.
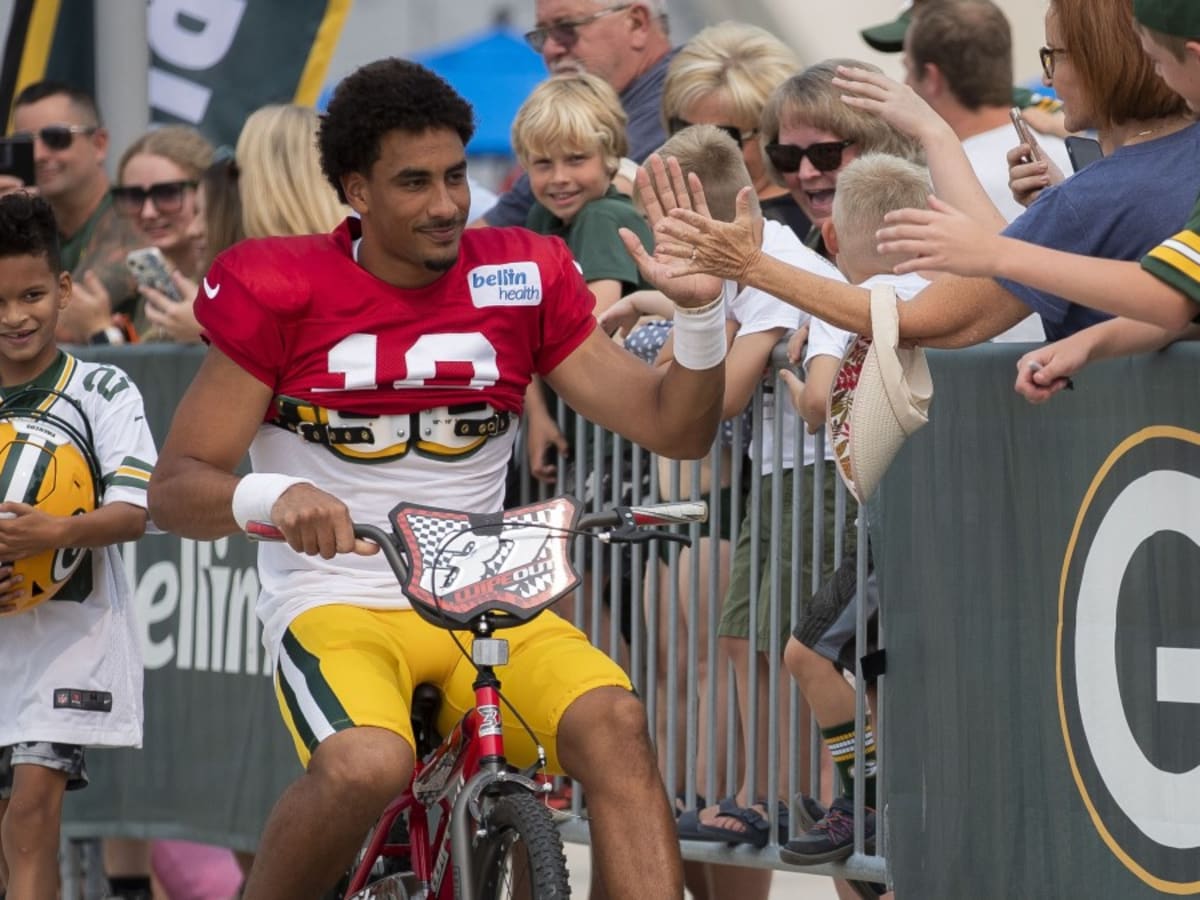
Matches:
[0,192,156,899]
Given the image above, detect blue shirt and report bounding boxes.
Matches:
[996,121,1200,341]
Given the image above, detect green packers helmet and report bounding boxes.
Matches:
[0,389,101,615]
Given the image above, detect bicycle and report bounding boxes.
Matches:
[249,494,707,900]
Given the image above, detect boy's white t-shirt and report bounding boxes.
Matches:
[804,271,931,369]
[0,353,156,749]
[728,219,847,473]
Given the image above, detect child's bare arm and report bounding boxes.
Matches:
[797,355,840,431]
[722,327,786,420]
[0,501,147,561]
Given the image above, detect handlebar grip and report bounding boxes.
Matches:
[245,521,284,541]
[626,501,708,525]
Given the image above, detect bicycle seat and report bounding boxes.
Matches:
[390,497,582,629]
[411,683,443,758]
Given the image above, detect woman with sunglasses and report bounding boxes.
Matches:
[758,59,924,261]
[652,0,1200,355]
[112,125,214,338]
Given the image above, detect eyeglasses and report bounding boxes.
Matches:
[111,181,197,215]
[667,117,759,147]
[1039,45,1067,79]
[764,139,854,174]
[524,4,631,52]
[9,125,97,151]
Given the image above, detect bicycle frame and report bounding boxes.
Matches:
[344,645,546,900]
[251,497,708,900]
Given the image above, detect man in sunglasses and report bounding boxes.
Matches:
[10,81,140,344]
[478,0,675,227]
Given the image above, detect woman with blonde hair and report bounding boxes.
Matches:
[236,104,346,238]
[661,22,805,235]
[115,125,213,277]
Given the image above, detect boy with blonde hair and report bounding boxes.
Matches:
[511,72,654,487]
[623,128,855,868]
[779,154,931,885]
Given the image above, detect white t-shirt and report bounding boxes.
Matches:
[0,353,156,749]
[962,123,1071,343]
[805,270,930,368]
[730,219,846,472]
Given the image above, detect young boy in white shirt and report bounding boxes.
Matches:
[0,193,156,899]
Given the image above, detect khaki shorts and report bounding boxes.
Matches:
[275,604,632,774]
[718,463,855,648]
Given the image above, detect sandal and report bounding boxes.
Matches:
[694,797,789,849]
[673,792,708,819]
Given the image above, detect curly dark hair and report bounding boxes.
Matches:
[0,193,62,272]
[318,58,476,202]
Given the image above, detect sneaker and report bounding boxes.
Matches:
[792,792,827,831]
[777,796,875,865]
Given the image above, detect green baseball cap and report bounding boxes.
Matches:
[860,5,913,53]
[1133,0,1200,38]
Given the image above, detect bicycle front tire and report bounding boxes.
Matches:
[474,792,571,899]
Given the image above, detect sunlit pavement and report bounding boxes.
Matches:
[564,841,839,898]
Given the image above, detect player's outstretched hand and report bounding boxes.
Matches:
[269,483,379,559]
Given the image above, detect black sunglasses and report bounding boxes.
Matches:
[667,117,758,147]
[524,4,631,52]
[764,139,854,174]
[9,124,97,151]
[111,181,197,215]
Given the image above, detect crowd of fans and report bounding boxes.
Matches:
[2,0,1199,897]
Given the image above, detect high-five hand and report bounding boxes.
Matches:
[620,154,724,307]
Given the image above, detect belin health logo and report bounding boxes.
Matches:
[468,262,542,307]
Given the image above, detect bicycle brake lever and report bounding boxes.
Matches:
[597,527,692,548]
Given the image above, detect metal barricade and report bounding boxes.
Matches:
[522,345,889,889]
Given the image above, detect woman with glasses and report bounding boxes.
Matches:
[661,22,805,239]
[112,126,213,339]
[758,59,923,260]
[115,126,212,277]
[139,155,245,344]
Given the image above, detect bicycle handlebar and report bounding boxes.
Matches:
[245,499,707,545]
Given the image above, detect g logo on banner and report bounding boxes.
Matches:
[1059,426,1200,895]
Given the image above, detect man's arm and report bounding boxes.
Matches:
[149,348,276,539]
[149,348,371,558]
[543,327,723,459]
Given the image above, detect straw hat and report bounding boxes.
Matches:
[827,283,933,502]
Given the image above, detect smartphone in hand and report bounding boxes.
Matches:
[126,247,183,302]
[1009,107,1043,163]
[0,138,35,186]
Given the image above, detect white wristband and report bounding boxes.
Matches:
[232,473,312,531]
[672,289,728,370]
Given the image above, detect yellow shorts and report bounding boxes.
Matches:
[274,604,632,774]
